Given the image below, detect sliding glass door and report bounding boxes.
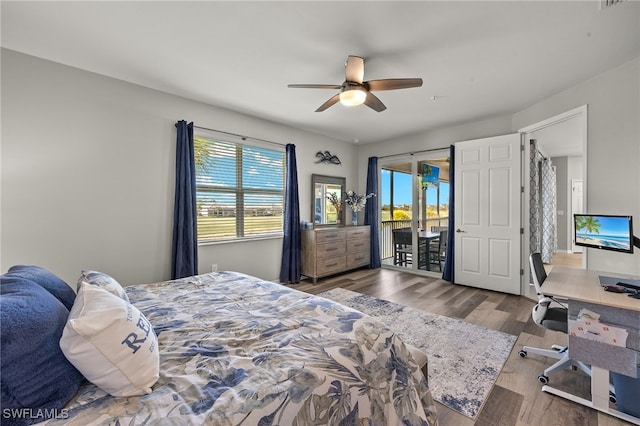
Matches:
[379,151,450,274]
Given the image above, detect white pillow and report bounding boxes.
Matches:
[78,270,129,302]
[60,282,159,397]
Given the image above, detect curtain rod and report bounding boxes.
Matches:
[193,125,286,147]
[378,146,450,159]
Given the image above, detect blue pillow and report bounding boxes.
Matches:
[5,265,76,310]
[0,276,84,425]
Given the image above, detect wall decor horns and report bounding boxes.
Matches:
[315,151,341,165]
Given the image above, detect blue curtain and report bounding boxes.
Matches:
[279,144,301,283]
[171,120,198,279]
[364,157,381,268]
[442,145,455,282]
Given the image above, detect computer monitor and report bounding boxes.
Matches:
[574,214,633,254]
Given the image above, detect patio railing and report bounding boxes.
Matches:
[380,217,448,260]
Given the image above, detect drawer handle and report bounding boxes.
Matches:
[325,235,337,239]
[326,263,338,267]
[354,257,364,261]
[354,243,364,247]
[326,248,337,252]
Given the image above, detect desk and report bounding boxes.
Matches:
[543,266,640,424]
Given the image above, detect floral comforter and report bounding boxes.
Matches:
[42,271,438,425]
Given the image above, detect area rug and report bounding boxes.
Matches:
[317,288,516,419]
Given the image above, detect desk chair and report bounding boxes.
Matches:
[519,254,616,402]
[393,229,413,266]
[519,253,592,384]
[428,230,447,271]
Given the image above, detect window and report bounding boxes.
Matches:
[380,163,449,227]
[425,180,449,223]
[194,131,285,242]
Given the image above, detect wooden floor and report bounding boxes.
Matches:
[286,260,631,426]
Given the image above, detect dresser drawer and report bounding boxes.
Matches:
[347,251,370,269]
[347,226,370,239]
[347,238,368,253]
[317,241,346,259]
[316,229,347,243]
[316,256,347,275]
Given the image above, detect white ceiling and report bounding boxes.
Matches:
[2,1,639,147]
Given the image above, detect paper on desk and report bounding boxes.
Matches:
[577,308,601,322]
[568,319,628,347]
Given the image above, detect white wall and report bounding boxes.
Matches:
[567,156,584,252]
[356,115,514,191]
[551,156,569,251]
[567,156,584,185]
[513,57,640,275]
[1,49,357,285]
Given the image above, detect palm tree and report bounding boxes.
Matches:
[194,136,215,174]
[576,216,601,239]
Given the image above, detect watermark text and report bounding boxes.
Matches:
[2,408,69,420]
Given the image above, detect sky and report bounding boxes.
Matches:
[381,169,449,207]
[196,138,284,201]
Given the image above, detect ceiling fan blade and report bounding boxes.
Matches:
[363,92,387,112]
[288,84,342,89]
[366,78,423,91]
[345,56,364,83]
[315,93,340,112]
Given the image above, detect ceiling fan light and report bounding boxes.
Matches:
[339,88,367,106]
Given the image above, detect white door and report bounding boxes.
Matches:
[571,179,584,253]
[454,134,522,295]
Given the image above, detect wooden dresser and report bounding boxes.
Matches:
[301,226,370,283]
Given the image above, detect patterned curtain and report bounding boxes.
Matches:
[529,139,557,263]
[529,140,542,255]
[540,159,557,263]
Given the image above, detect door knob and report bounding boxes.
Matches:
[456,229,466,233]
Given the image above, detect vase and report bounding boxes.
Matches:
[351,211,358,226]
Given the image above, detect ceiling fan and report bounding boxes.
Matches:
[287,55,423,112]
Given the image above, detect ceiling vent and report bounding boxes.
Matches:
[600,0,625,9]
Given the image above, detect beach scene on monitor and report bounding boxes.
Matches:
[575,215,631,251]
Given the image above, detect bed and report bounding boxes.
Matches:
[1,267,438,425]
